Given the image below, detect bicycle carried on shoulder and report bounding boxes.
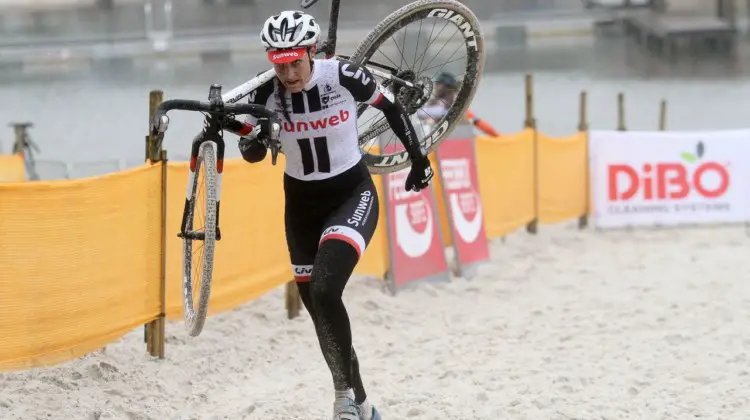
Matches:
[151,0,486,336]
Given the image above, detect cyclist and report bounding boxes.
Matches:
[198,10,433,420]
[418,71,500,137]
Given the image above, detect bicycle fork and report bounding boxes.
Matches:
[178,135,224,242]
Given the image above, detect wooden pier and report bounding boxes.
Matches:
[622,9,738,60]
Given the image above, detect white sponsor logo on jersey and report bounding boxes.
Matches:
[341,64,371,86]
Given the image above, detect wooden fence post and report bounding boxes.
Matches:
[524,73,539,235]
[156,148,168,358]
[578,90,589,230]
[285,281,301,319]
[145,89,166,359]
[659,99,668,131]
[147,90,164,162]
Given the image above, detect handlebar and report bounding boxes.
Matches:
[150,84,284,165]
[152,99,279,123]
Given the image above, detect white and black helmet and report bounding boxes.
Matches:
[261,10,321,50]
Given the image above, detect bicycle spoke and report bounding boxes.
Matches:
[419,28,460,76]
[359,110,385,131]
[413,18,424,71]
[416,20,452,75]
[416,18,442,75]
[375,49,401,71]
[193,247,204,300]
[416,102,442,123]
[426,42,466,80]
[401,25,409,69]
[389,34,407,70]
[421,55,467,75]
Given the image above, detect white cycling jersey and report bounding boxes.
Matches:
[244,58,392,181]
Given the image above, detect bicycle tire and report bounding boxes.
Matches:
[182,141,218,337]
[350,0,485,174]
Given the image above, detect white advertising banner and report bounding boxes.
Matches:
[589,129,750,229]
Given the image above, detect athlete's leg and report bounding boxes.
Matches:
[350,347,366,404]
[284,175,327,343]
[309,239,359,390]
[308,175,379,418]
[299,271,367,404]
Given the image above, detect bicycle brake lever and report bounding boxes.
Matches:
[269,121,281,166]
[151,111,169,135]
[300,0,318,9]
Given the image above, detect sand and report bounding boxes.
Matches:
[1,224,749,420]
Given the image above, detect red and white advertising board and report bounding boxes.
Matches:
[589,129,750,229]
[435,129,490,278]
[382,144,450,292]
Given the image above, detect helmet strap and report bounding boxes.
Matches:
[307,47,315,67]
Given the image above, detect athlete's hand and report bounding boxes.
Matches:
[405,155,434,192]
[238,126,268,163]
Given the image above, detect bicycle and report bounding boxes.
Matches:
[151,0,486,336]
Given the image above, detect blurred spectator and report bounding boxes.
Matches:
[419,72,500,137]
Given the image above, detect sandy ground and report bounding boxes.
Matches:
[1,223,749,420]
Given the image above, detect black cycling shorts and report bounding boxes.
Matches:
[284,160,380,282]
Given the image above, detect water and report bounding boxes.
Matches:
[1,32,749,178]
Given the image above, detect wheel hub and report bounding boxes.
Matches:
[387,70,433,115]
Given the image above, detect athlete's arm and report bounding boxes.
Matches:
[337,60,424,160]
[224,118,255,137]
[222,75,276,163]
[223,72,276,137]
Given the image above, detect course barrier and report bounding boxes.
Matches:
[0,130,591,370]
[0,154,26,182]
[434,128,491,279]
[1,75,683,371]
[589,128,750,229]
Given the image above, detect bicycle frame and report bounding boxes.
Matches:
[314,0,341,60]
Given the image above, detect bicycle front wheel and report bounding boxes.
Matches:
[181,141,218,337]
[351,0,485,174]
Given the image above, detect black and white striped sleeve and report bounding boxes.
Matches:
[224,74,276,137]
[337,59,424,160]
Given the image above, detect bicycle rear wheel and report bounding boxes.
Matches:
[350,0,485,174]
[181,141,218,337]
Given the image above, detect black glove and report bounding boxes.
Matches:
[238,125,269,163]
[405,154,434,192]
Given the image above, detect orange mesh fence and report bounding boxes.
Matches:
[0,126,591,371]
[163,155,389,319]
[537,132,588,224]
[0,164,163,371]
[475,129,536,238]
[0,154,26,182]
